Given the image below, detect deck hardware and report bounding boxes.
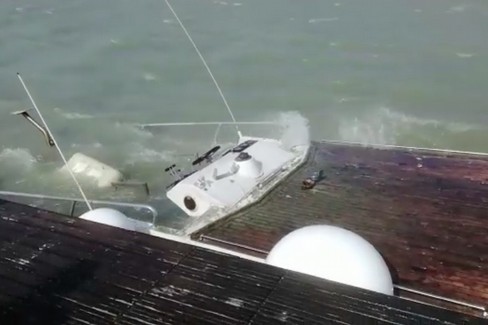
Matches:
[11,109,54,147]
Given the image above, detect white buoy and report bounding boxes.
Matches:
[266,225,394,295]
[80,208,135,231]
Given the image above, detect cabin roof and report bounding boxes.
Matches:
[192,141,488,316]
[0,199,482,324]
[167,137,304,219]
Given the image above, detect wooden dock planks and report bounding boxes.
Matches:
[0,199,484,323]
[193,141,488,313]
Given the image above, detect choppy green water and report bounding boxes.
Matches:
[1,0,487,227]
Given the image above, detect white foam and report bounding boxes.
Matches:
[339,116,392,145]
[115,123,154,140]
[338,107,476,145]
[143,73,157,81]
[127,143,174,164]
[53,107,93,120]
[0,148,37,171]
[456,53,475,58]
[70,142,103,149]
[308,17,339,24]
[447,5,467,13]
[336,97,358,103]
[277,111,310,150]
[379,107,474,132]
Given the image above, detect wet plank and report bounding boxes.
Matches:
[0,198,484,324]
[193,141,488,313]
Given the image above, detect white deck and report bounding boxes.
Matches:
[166,136,309,235]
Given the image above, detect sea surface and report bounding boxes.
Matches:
[1,0,487,228]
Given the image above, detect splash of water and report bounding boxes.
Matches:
[277,111,310,150]
[338,107,477,146]
[0,148,38,188]
[0,148,37,172]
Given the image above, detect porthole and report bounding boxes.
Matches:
[184,196,197,211]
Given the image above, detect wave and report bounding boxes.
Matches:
[308,17,339,24]
[114,123,154,140]
[446,5,468,14]
[70,142,103,149]
[455,53,475,58]
[53,107,93,120]
[0,148,37,172]
[338,107,477,146]
[126,143,175,164]
[0,148,39,189]
[143,72,158,81]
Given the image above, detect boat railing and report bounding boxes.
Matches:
[395,285,487,318]
[0,190,158,225]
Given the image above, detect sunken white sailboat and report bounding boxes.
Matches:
[165,133,308,234]
[2,1,486,320]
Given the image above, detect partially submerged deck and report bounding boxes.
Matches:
[1,199,483,324]
[193,141,488,314]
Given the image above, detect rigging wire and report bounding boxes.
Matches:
[164,0,242,138]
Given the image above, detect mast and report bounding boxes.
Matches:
[16,73,93,211]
